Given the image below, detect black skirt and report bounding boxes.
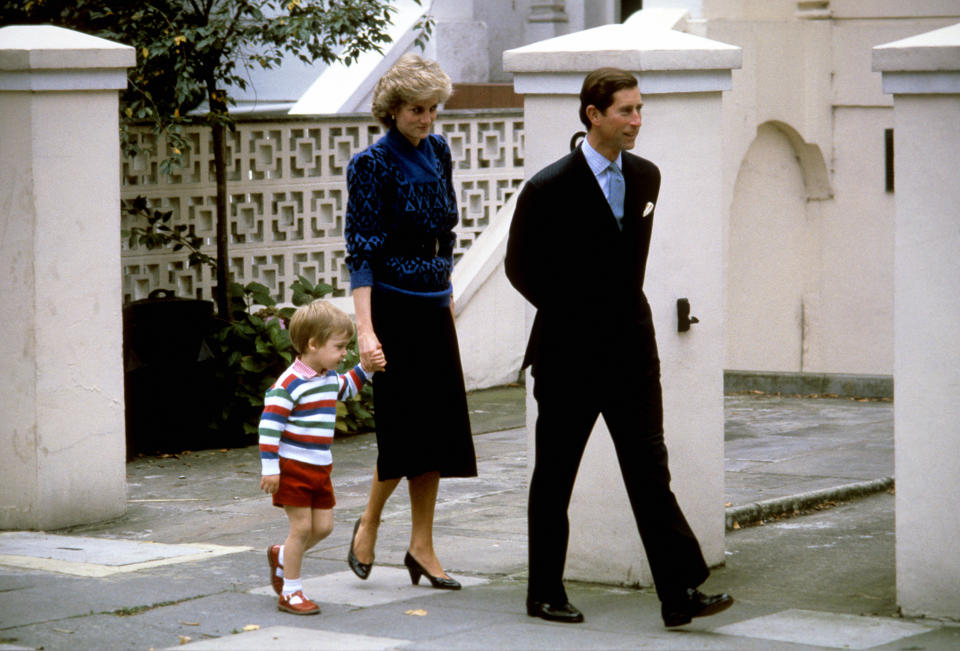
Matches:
[371,287,477,480]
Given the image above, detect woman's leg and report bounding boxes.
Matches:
[407,471,449,578]
[353,467,401,565]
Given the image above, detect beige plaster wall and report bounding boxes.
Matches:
[0,93,41,528]
[452,193,528,390]
[707,4,960,376]
[32,92,127,528]
[0,76,128,529]
[891,93,960,619]
[507,76,731,585]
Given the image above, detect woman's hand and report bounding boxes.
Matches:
[365,345,387,372]
[358,330,386,371]
[353,286,386,371]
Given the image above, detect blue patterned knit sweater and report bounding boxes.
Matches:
[345,128,459,296]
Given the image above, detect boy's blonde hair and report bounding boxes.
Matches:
[288,299,354,354]
[371,53,453,129]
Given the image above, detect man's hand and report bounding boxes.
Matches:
[260,474,280,494]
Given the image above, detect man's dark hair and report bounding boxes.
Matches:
[578,68,638,129]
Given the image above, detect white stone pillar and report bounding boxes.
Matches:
[504,15,740,585]
[0,26,135,529]
[526,2,570,44]
[424,0,489,83]
[873,23,960,620]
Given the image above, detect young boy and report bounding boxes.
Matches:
[259,299,385,615]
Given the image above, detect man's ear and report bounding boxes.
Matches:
[586,104,602,126]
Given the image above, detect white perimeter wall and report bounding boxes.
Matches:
[0,26,133,529]
[706,1,960,376]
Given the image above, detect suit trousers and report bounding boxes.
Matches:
[527,360,709,604]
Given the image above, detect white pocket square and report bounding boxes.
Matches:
[643,201,655,217]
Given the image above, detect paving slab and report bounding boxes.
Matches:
[0,532,247,577]
[175,627,408,650]
[248,568,488,607]
[713,609,933,650]
[9,389,956,651]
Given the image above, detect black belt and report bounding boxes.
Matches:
[384,234,441,259]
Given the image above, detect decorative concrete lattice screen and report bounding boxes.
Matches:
[120,110,524,304]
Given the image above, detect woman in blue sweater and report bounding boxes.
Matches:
[344,54,477,590]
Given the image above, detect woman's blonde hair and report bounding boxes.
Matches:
[288,299,354,354]
[371,53,453,128]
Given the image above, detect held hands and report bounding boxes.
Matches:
[260,474,280,494]
[366,347,387,372]
[358,330,387,372]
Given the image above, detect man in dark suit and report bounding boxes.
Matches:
[505,68,733,627]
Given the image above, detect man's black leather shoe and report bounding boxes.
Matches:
[526,599,585,623]
[661,588,734,627]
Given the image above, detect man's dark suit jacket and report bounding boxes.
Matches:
[506,146,662,374]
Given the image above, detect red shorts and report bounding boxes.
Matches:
[273,457,335,509]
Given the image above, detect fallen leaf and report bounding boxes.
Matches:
[405,609,428,616]
[178,635,192,645]
[52,628,75,634]
[242,624,260,631]
[724,502,732,507]
[732,521,741,530]
[180,621,200,626]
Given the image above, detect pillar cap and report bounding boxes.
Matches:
[0,25,135,91]
[0,25,135,71]
[872,22,960,95]
[503,16,741,75]
[873,22,960,73]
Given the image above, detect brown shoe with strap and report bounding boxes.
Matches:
[278,590,320,615]
[266,545,283,596]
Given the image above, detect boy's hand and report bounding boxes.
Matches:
[260,474,280,494]
[358,331,384,370]
[367,348,387,372]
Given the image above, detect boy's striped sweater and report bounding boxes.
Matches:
[258,357,368,475]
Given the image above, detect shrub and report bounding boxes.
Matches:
[207,275,377,442]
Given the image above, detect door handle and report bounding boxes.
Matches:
[677,298,699,332]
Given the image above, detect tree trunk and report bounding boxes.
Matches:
[208,82,231,320]
[211,122,230,319]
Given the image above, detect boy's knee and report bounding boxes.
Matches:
[314,520,334,540]
[289,525,312,545]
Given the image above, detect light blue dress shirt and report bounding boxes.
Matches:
[581,139,624,225]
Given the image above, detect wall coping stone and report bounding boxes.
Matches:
[872,23,960,94]
[503,15,741,75]
[503,9,740,95]
[872,22,960,73]
[0,25,135,91]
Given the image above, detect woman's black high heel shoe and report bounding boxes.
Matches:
[404,551,461,590]
[347,519,373,580]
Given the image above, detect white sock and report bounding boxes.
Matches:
[282,577,303,596]
[278,545,285,567]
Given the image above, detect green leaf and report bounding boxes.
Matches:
[240,357,267,373]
